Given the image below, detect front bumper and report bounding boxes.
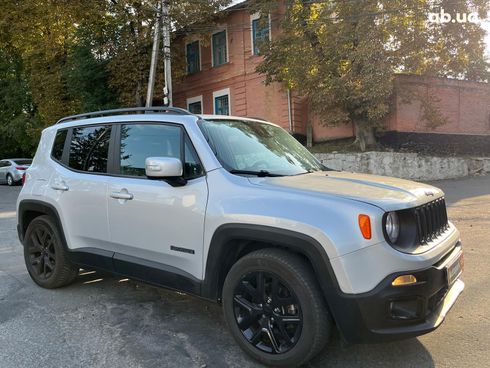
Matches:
[330,245,464,343]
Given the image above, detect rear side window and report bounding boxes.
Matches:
[68,125,111,173]
[52,129,68,162]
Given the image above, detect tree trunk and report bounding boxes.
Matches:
[353,121,376,151]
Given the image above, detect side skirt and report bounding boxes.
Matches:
[68,248,202,297]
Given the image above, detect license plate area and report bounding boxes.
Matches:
[446,252,463,286]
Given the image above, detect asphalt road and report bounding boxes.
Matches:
[1,176,489,368]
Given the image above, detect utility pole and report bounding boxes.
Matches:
[145,1,162,107]
[162,0,172,106]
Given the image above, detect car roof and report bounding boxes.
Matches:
[51,112,277,130]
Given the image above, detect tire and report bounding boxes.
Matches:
[23,215,79,289]
[222,248,331,367]
[6,174,14,186]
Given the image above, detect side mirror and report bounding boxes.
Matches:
[145,157,183,178]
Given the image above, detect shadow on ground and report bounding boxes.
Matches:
[59,270,435,368]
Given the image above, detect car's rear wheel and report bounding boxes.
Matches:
[23,215,79,288]
[6,174,14,186]
[222,248,331,367]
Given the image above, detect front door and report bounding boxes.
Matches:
[107,123,208,281]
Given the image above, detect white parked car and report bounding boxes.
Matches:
[17,107,464,367]
[0,158,31,185]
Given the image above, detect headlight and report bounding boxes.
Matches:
[385,212,400,243]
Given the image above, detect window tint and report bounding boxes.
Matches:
[52,129,68,162]
[186,41,200,74]
[212,31,227,66]
[0,161,7,168]
[120,124,203,179]
[68,125,111,173]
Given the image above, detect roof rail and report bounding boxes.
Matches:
[56,106,192,125]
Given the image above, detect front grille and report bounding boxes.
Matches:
[413,198,449,244]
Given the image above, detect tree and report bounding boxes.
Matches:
[0,48,41,157]
[0,0,231,156]
[254,0,490,150]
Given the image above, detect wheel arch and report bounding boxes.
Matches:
[201,224,341,306]
[18,200,68,250]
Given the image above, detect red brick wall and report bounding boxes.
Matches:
[173,8,490,142]
[173,7,297,132]
[388,75,490,135]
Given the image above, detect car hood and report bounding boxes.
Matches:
[247,171,444,211]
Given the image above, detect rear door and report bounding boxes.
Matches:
[107,122,208,281]
[48,125,113,253]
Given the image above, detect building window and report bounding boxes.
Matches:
[212,30,228,66]
[187,95,203,114]
[251,13,270,55]
[186,40,200,74]
[213,88,230,115]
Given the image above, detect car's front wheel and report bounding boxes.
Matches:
[222,248,331,367]
[23,215,79,288]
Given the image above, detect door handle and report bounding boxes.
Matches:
[51,182,69,191]
[110,191,134,200]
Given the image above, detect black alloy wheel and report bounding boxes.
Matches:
[233,271,302,354]
[223,248,331,367]
[26,223,57,280]
[23,215,79,288]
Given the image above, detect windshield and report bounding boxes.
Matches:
[13,159,32,166]
[199,119,326,176]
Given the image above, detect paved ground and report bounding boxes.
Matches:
[0,176,489,368]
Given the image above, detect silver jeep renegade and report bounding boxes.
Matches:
[17,107,464,367]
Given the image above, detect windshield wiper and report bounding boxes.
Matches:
[229,169,284,177]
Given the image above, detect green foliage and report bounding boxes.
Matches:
[0,0,230,157]
[0,49,41,157]
[254,0,489,147]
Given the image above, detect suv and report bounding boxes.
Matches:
[17,107,464,367]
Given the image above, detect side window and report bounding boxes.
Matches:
[119,124,203,179]
[120,124,181,177]
[184,136,204,179]
[68,125,111,173]
[52,129,68,162]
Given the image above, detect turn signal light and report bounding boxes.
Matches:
[392,274,417,286]
[358,214,372,240]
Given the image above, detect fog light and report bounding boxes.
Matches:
[392,274,417,286]
[390,299,422,320]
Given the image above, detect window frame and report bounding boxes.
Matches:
[211,29,229,67]
[186,95,203,114]
[213,88,231,115]
[185,40,201,74]
[250,12,271,56]
[50,124,115,176]
[112,122,206,181]
[49,122,206,181]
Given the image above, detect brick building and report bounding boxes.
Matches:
[172,2,490,146]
